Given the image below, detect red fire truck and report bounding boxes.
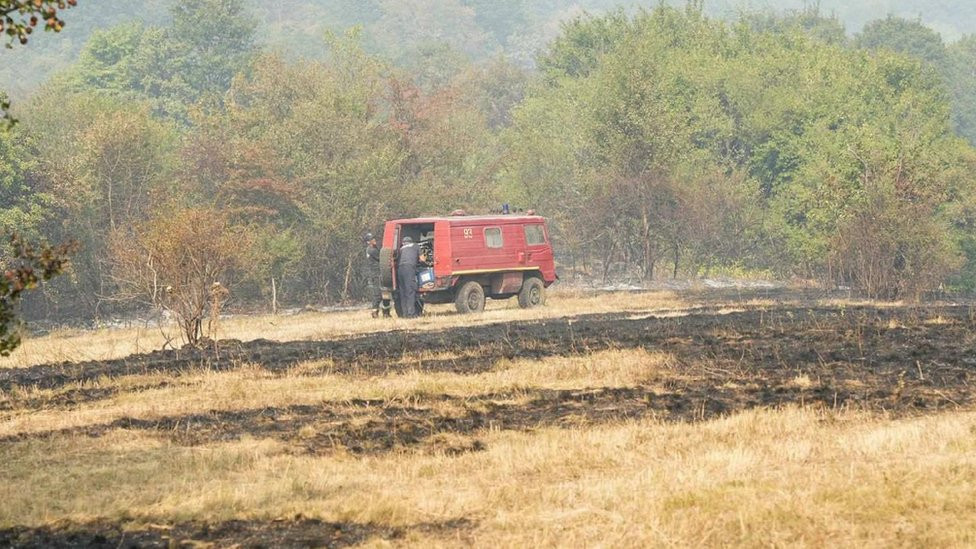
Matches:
[379,212,557,316]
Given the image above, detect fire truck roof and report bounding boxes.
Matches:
[387,214,546,224]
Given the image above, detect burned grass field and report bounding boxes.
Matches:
[1,290,976,547]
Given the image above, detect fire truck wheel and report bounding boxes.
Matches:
[518,277,545,309]
[455,281,486,314]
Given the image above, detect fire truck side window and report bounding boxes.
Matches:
[524,224,545,245]
[485,227,503,248]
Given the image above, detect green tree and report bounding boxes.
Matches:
[0,129,52,241]
[856,15,949,70]
[947,35,976,143]
[22,90,178,314]
[167,0,256,105]
[507,6,971,295]
[68,22,146,96]
[742,5,847,45]
[64,0,257,122]
[226,41,403,301]
[537,10,630,81]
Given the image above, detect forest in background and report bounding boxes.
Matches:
[2,0,976,324]
[7,0,976,99]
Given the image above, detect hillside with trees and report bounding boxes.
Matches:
[7,0,976,96]
[2,0,976,328]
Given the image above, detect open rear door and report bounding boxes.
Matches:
[523,223,555,282]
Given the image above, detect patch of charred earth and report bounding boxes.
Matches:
[1,303,975,406]
[0,517,472,549]
[3,287,830,397]
[0,382,177,413]
[1,304,761,394]
[5,355,973,455]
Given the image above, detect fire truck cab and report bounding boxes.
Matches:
[379,212,557,315]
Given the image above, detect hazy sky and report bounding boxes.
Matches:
[693,0,972,40]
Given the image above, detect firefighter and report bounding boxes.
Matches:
[364,232,382,318]
[397,236,421,318]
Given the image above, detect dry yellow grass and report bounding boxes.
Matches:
[3,288,974,546]
[2,408,974,546]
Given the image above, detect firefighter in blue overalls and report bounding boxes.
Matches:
[397,236,422,318]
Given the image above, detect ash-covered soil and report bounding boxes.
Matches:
[4,377,971,456]
[2,302,974,409]
[3,303,974,455]
[0,517,471,548]
[0,288,825,394]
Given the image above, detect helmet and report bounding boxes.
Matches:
[402,236,414,244]
[363,232,375,243]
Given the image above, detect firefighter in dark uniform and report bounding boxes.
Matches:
[397,236,421,318]
[364,233,382,318]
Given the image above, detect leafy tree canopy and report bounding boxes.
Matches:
[64,0,257,122]
[856,15,949,70]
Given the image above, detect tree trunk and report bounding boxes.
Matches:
[641,210,654,280]
[271,277,278,315]
[341,254,354,302]
[672,245,680,279]
[602,240,616,283]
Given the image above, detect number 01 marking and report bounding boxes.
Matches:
[463,228,473,239]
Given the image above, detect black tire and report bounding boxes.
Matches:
[378,247,395,287]
[455,281,486,314]
[518,277,545,309]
